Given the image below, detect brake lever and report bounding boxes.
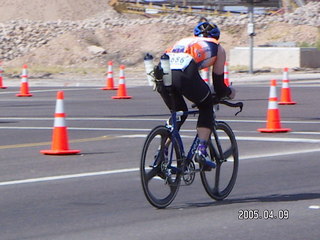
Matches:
[235,102,243,116]
[220,101,243,116]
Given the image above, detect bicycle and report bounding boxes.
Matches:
[140,86,243,208]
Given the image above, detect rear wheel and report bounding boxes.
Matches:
[140,126,182,208]
[200,121,239,200]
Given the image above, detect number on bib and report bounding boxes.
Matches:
[167,53,193,70]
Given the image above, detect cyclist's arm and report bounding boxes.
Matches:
[211,45,233,99]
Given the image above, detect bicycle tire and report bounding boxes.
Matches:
[200,121,239,201]
[140,125,182,208]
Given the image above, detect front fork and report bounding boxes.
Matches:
[211,122,226,164]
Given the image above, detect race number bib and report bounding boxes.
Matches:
[167,53,193,70]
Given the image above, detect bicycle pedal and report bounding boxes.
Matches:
[169,166,181,174]
[200,165,213,171]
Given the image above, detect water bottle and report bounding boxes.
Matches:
[144,53,154,86]
[160,53,172,86]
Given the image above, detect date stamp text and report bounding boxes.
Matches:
[238,209,289,220]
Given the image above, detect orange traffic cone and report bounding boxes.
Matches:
[40,91,80,155]
[112,65,132,99]
[279,67,296,105]
[102,61,117,90]
[258,79,291,133]
[224,62,230,86]
[201,67,210,84]
[0,61,7,89]
[16,64,32,97]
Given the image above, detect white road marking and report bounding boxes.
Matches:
[240,148,320,160]
[0,145,320,187]
[0,115,319,186]
[0,88,96,95]
[126,134,320,144]
[1,116,320,125]
[0,168,139,186]
[236,136,320,143]
[308,205,320,210]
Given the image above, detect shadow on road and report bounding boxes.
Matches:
[172,192,320,209]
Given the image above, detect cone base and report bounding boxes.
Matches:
[40,149,80,155]
[278,101,296,105]
[101,87,118,90]
[257,128,291,133]
[112,96,132,99]
[16,93,32,97]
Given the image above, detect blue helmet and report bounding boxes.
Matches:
[193,22,220,40]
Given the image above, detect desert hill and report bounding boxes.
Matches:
[0,0,319,72]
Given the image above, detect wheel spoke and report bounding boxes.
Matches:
[214,164,221,192]
[223,146,233,160]
[144,167,160,182]
[152,151,164,167]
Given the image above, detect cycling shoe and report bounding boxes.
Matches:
[194,150,216,170]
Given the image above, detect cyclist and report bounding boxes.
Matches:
[157,20,235,169]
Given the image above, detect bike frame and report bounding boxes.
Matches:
[140,71,243,208]
[165,108,223,171]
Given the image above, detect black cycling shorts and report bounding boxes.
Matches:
[158,60,213,129]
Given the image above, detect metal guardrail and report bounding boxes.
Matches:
[125,3,225,16]
[119,0,281,7]
[112,1,252,16]
[111,0,282,16]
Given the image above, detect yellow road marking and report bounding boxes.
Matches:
[0,135,117,150]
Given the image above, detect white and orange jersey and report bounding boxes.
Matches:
[166,37,219,70]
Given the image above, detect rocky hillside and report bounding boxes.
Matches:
[0,0,319,70]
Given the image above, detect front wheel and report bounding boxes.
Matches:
[200,121,239,201]
[140,126,182,208]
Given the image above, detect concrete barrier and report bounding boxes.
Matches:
[229,47,320,69]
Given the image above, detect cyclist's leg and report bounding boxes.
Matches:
[157,72,188,130]
[175,61,215,169]
[176,61,214,139]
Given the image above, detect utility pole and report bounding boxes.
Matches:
[247,0,255,74]
[282,0,292,12]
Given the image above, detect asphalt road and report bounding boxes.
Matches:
[0,78,319,240]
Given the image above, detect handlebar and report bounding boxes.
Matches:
[192,94,244,116]
[219,100,243,116]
